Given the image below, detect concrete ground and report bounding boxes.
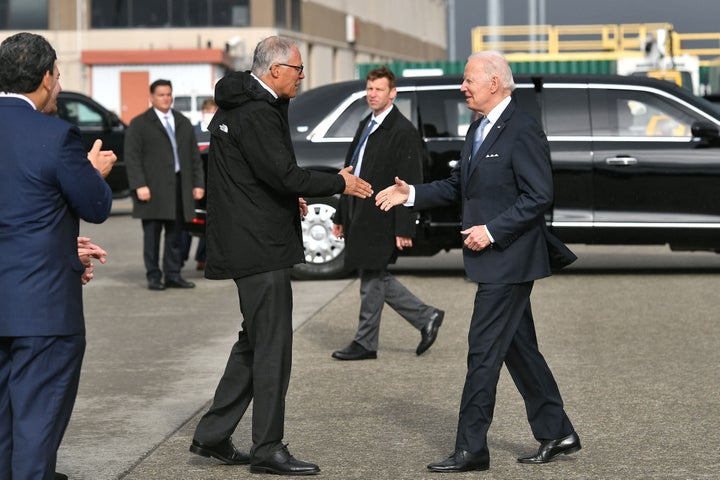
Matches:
[56,201,720,479]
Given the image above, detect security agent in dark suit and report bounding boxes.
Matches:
[125,79,205,290]
[188,36,373,476]
[0,32,114,480]
[331,66,444,361]
[376,51,580,472]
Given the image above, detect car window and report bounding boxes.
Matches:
[591,89,696,137]
[324,94,415,139]
[57,97,105,128]
[325,96,371,138]
[174,96,191,112]
[542,87,591,136]
[417,89,471,138]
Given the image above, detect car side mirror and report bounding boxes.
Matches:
[103,111,123,132]
[691,120,720,140]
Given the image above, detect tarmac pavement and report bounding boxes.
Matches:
[56,200,720,479]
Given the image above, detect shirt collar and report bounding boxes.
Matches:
[485,95,511,125]
[154,108,173,123]
[371,103,394,126]
[251,72,278,99]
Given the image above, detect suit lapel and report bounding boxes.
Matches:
[465,101,516,185]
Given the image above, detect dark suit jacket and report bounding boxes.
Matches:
[334,105,424,269]
[415,99,573,283]
[125,108,204,222]
[0,96,112,336]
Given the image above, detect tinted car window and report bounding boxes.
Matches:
[417,89,471,138]
[326,96,370,138]
[174,96,192,111]
[591,89,697,137]
[542,87,591,136]
[324,94,414,139]
[57,97,105,128]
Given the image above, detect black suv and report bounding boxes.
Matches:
[56,91,129,197]
[189,74,720,279]
[280,73,720,279]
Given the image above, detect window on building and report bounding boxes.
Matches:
[272,0,300,31]
[274,0,286,29]
[91,0,250,28]
[290,0,301,31]
[0,0,48,29]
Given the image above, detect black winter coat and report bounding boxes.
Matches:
[334,105,424,269]
[204,71,346,279]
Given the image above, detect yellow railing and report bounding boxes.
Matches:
[471,23,720,64]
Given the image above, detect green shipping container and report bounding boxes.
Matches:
[357,60,615,78]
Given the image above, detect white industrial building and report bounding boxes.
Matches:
[0,0,447,123]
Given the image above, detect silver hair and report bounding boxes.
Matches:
[468,51,516,91]
[251,36,296,76]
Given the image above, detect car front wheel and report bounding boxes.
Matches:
[292,198,351,280]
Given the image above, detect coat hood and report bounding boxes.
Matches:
[214,70,285,110]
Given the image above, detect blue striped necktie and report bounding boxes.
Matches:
[471,116,490,159]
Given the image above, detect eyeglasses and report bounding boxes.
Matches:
[277,63,304,75]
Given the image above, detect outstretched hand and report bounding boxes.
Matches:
[375,177,410,211]
[338,166,373,198]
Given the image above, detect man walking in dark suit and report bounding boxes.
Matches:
[125,79,205,290]
[0,32,114,480]
[331,66,444,361]
[188,36,372,475]
[376,51,580,472]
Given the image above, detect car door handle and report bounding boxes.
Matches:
[605,156,638,166]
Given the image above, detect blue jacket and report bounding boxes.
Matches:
[0,96,112,336]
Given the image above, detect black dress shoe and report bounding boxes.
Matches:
[55,474,69,480]
[427,448,489,472]
[416,309,444,355]
[189,438,250,465]
[165,277,195,288]
[517,432,581,464]
[147,279,165,291]
[331,341,377,361]
[250,444,320,475]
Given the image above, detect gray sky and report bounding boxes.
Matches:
[453,0,720,60]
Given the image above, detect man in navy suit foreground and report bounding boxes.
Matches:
[376,51,581,472]
[0,32,114,480]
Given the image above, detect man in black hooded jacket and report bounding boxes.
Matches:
[188,36,372,476]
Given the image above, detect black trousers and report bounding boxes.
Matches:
[141,174,185,282]
[193,269,293,461]
[455,282,575,457]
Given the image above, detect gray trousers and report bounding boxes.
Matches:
[353,268,435,351]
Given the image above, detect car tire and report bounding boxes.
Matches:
[292,197,353,280]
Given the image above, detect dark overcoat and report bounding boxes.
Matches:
[334,105,424,270]
[124,108,204,221]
